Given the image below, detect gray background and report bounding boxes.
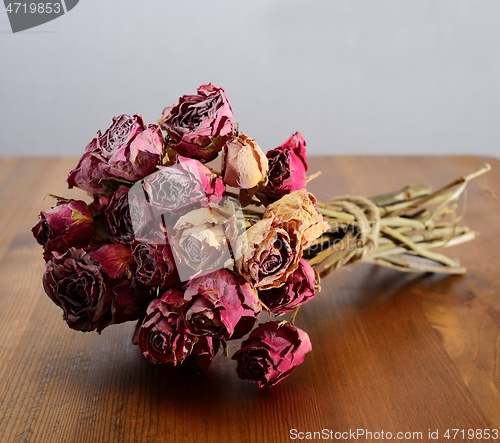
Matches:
[1,0,499,158]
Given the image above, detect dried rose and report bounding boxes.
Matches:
[264,190,330,247]
[258,259,319,314]
[132,242,180,289]
[261,132,308,202]
[221,134,269,190]
[183,269,261,340]
[232,321,312,387]
[67,115,163,194]
[43,248,106,332]
[234,216,302,290]
[132,290,197,365]
[87,243,154,326]
[139,156,225,216]
[32,199,94,260]
[170,199,240,279]
[185,336,220,374]
[43,244,152,333]
[159,83,235,162]
[102,185,135,243]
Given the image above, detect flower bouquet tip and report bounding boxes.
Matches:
[33,83,491,387]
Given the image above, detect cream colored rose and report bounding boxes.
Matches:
[263,190,330,247]
[171,200,241,276]
[221,134,269,190]
[234,216,303,290]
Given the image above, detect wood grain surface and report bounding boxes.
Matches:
[0,156,499,443]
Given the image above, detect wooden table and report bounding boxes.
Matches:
[1,156,499,443]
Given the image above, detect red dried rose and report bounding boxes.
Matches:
[261,132,308,202]
[132,290,197,365]
[43,244,153,333]
[67,114,163,194]
[138,156,225,216]
[232,321,312,387]
[159,83,235,162]
[32,199,94,260]
[183,269,261,340]
[132,242,180,289]
[258,259,318,314]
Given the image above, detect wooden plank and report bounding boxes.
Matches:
[0,157,499,443]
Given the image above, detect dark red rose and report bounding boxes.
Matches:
[103,185,135,243]
[232,321,312,387]
[43,248,106,332]
[158,83,235,162]
[132,290,197,365]
[32,199,94,260]
[183,269,261,340]
[132,242,180,289]
[133,156,225,217]
[67,115,163,194]
[185,336,221,374]
[261,132,308,202]
[258,259,318,314]
[91,244,153,326]
[43,245,153,333]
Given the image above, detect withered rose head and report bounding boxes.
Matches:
[43,248,106,332]
[132,290,197,365]
[258,259,319,314]
[32,199,94,259]
[185,335,221,374]
[263,190,330,247]
[170,200,240,278]
[132,242,180,289]
[67,114,163,194]
[262,132,308,202]
[103,185,135,244]
[183,269,261,340]
[232,321,312,387]
[141,156,225,215]
[159,83,235,162]
[88,243,154,326]
[234,216,302,290]
[221,134,269,190]
[43,245,153,333]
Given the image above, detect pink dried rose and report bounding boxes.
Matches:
[183,269,261,340]
[42,244,153,333]
[221,133,269,190]
[67,114,163,194]
[258,259,319,314]
[261,132,308,202]
[159,83,235,162]
[232,321,312,387]
[32,199,94,260]
[132,289,197,365]
[132,242,180,289]
[141,156,225,215]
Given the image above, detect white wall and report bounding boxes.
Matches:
[1,0,499,157]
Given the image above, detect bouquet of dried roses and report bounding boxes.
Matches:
[32,83,490,387]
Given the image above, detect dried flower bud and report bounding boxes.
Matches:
[221,134,268,190]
